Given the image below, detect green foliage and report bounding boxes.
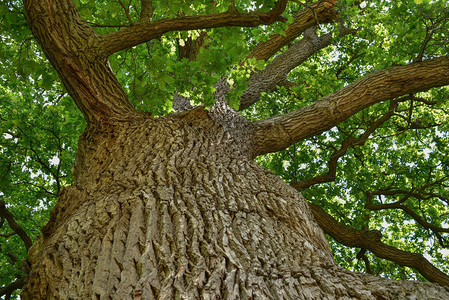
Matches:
[1,2,84,297]
[1,0,449,297]
[247,0,449,279]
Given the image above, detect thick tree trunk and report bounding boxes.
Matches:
[19,0,449,298]
[22,108,449,299]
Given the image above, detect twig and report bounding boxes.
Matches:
[117,0,135,25]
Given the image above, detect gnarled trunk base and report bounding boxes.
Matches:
[22,109,449,299]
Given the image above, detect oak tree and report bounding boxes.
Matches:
[1,0,449,298]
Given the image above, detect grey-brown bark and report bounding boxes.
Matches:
[23,0,137,124]
[22,108,449,299]
[252,56,449,156]
[239,26,356,110]
[20,0,449,298]
[99,0,290,57]
[246,1,338,62]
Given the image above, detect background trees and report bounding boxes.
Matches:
[1,0,449,298]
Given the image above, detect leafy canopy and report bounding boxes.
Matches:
[1,0,449,298]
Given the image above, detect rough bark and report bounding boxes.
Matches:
[240,27,356,110]
[99,0,289,57]
[23,0,138,124]
[246,1,338,62]
[21,108,449,299]
[20,0,449,298]
[252,56,449,156]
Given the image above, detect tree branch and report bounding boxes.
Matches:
[86,22,129,28]
[0,200,33,251]
[246,0,338,62]
[366,191,449,235]
[0,232,16,238]
[100,0,289,57]
[0,278,25,300]
[117,0,135,25]
[240,26,356,110]
[336,47,364,79]
[291,100,397,189]
[308,202,449,286]
[251,56,449,157]
[28,142,58,184]
[18,180,57,197]
[356,248,374,275]
[138,0,153,23]
[24,0,139,124]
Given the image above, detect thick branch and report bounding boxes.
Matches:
[100,0,289,57]
[247,0,338,62]
[24,0,138,124]
[240,26,356,110]
[308,202,449,286]
[252,56,449,157]
[0,200,32,251]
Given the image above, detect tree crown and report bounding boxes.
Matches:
[1,0,449,298]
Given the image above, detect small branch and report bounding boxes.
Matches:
[6,252,19,263]
[0,232,16,238]
[86,22,130,28]
[356,248,373,275]
[290,0,307,6]
[291,100,397,189]
[308,202,449,286]
[366,191,449,235]
[40,126,64,193]
[434,232,449,248]
[410,95,438,106]
[0,160,12,184]
[415,26,434,62]
[131,48,138,100]
[117,0,135,25]
[0,200,32,251]
[0,278,25,300]
[258,0,290,25]
[28,142,58,186]
[177,31,209,61]
[336,47,364,79]
[18,180,57,197]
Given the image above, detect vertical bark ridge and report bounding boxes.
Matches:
[22,110,449,299]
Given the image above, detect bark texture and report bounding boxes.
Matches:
[22,108,449,299]
[20,0,449,298]
[252,56,449,156]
